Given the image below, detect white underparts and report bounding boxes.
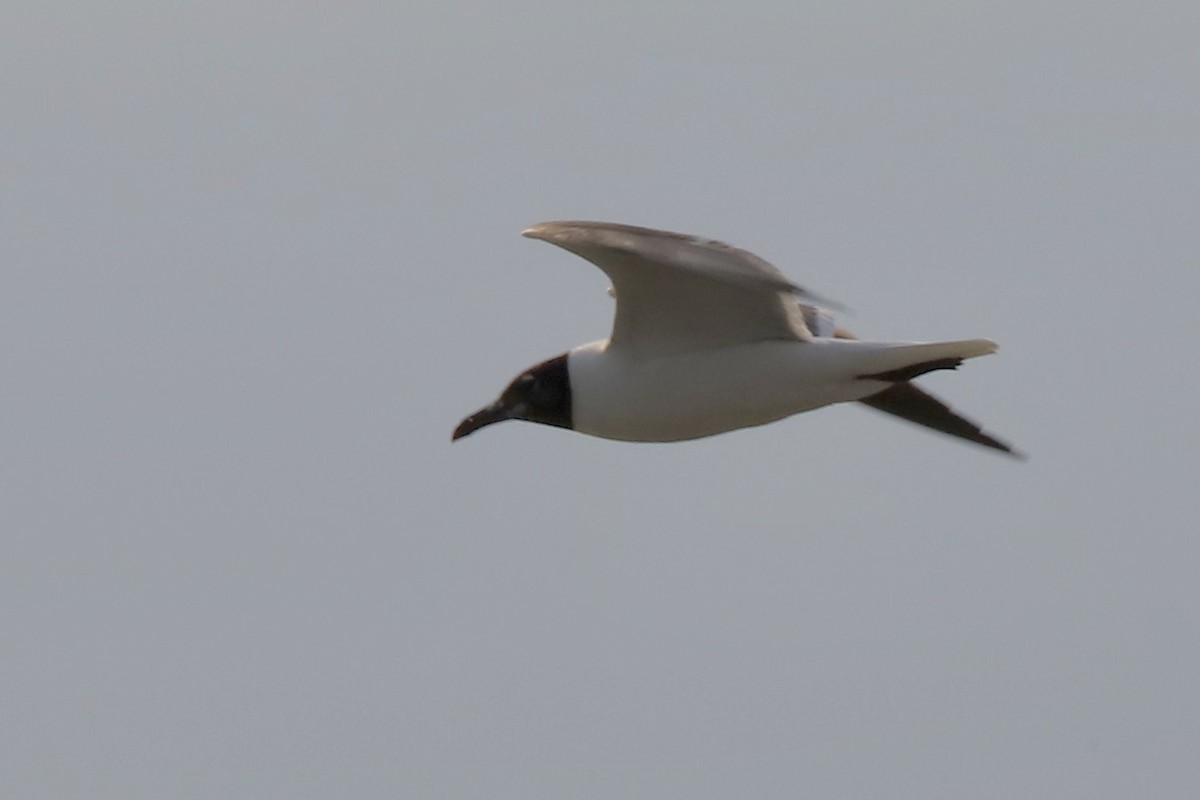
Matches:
[567,337,996,442]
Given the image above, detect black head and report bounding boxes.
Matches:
[452,353,572,441]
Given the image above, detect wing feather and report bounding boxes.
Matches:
[523,221,837,357]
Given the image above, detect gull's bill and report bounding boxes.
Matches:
[452,401,509,441]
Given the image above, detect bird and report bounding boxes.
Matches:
[453,221,1021,457]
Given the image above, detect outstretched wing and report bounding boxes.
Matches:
[523,221,839,358]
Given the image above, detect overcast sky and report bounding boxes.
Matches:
[3,2,1199,798]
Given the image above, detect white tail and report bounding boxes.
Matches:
[840,338,998,382]
[886,338,998,361]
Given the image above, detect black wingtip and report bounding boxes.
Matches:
[858,382,1024,459]
[860,358,963,383]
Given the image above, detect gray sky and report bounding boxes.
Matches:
[3,2,1199,798]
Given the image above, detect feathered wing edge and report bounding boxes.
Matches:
[858,382,1024,458]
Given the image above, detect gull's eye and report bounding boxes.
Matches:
[527,379,554,405]
[503,373,535,404]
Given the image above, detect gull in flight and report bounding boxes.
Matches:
[453,221,1021,457]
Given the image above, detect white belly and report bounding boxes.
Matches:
[567,338,892,442]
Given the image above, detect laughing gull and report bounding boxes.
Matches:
[453,221,1021,457]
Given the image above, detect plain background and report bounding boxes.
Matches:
[3,2,1198,798]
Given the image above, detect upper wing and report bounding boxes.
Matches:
[522,221,838,358]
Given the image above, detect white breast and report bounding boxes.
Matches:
[566,335,997,442]
[565,339,884,442]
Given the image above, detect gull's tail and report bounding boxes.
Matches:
[812,335,1019,456]
[852,339,997,382]
[843,337,1022,458]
